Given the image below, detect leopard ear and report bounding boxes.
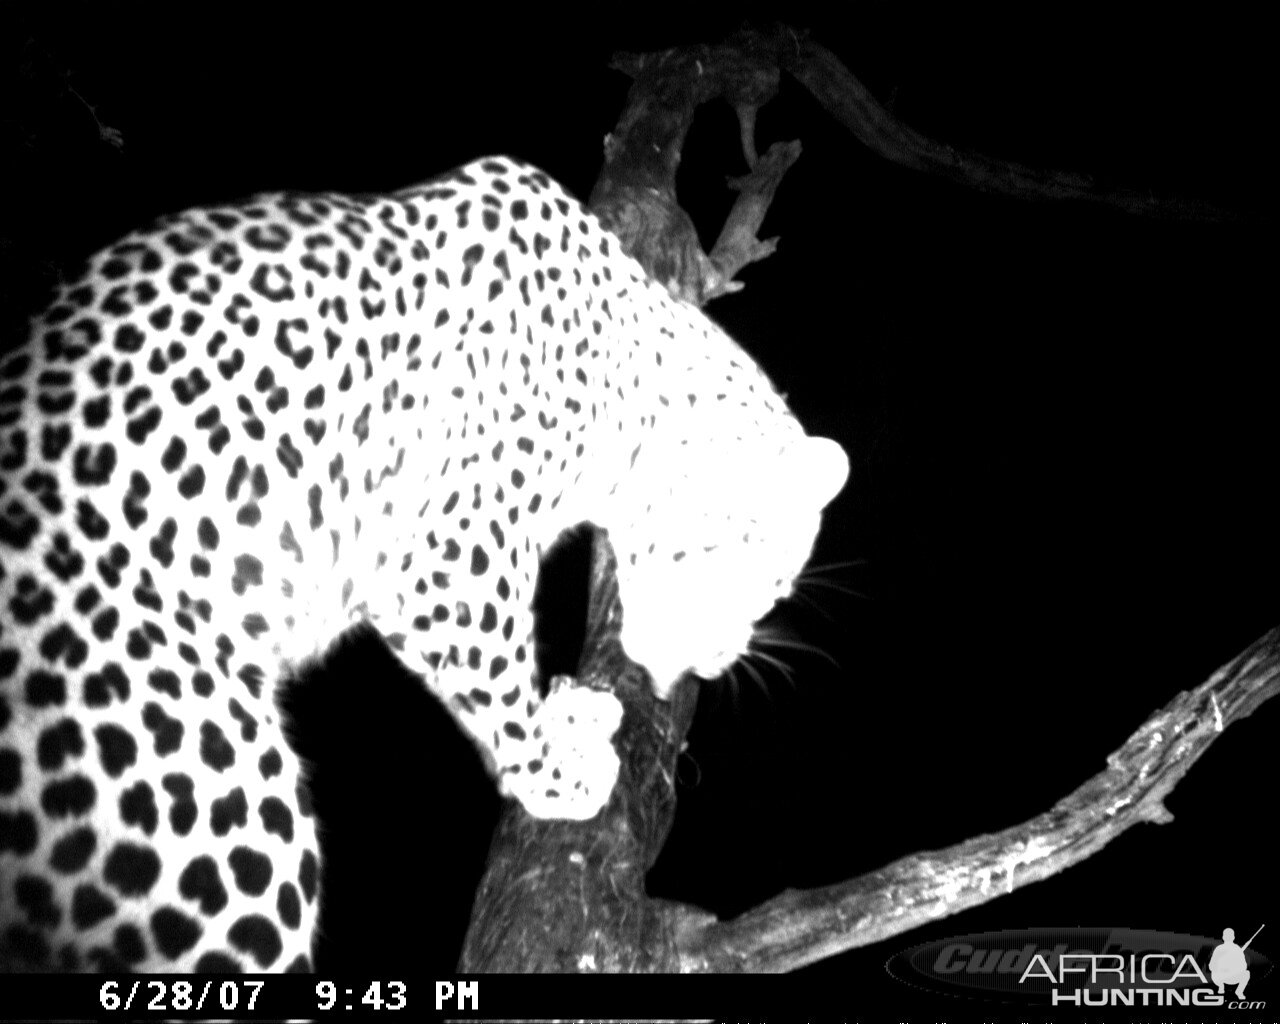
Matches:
[785,436,849,508]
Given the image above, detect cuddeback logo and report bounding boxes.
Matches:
[886,926,1271,1008]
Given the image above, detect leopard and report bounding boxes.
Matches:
[0,155,848,971]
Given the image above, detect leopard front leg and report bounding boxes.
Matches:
[379,558,623,822]
[495,674,623,821]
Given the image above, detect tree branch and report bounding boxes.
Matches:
[760,24,1248,224]
[671,626,1280,971]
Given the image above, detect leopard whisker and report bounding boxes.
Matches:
[752,632,842,671]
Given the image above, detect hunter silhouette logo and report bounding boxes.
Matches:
[1211,925,1263,999]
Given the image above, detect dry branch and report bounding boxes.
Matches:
[765,25,1243,224]
[589,40,800,304]
[672,626,1280,971]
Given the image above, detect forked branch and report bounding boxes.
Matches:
[589,23,1249,308]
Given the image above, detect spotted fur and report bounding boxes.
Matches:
[0,156,847,970]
